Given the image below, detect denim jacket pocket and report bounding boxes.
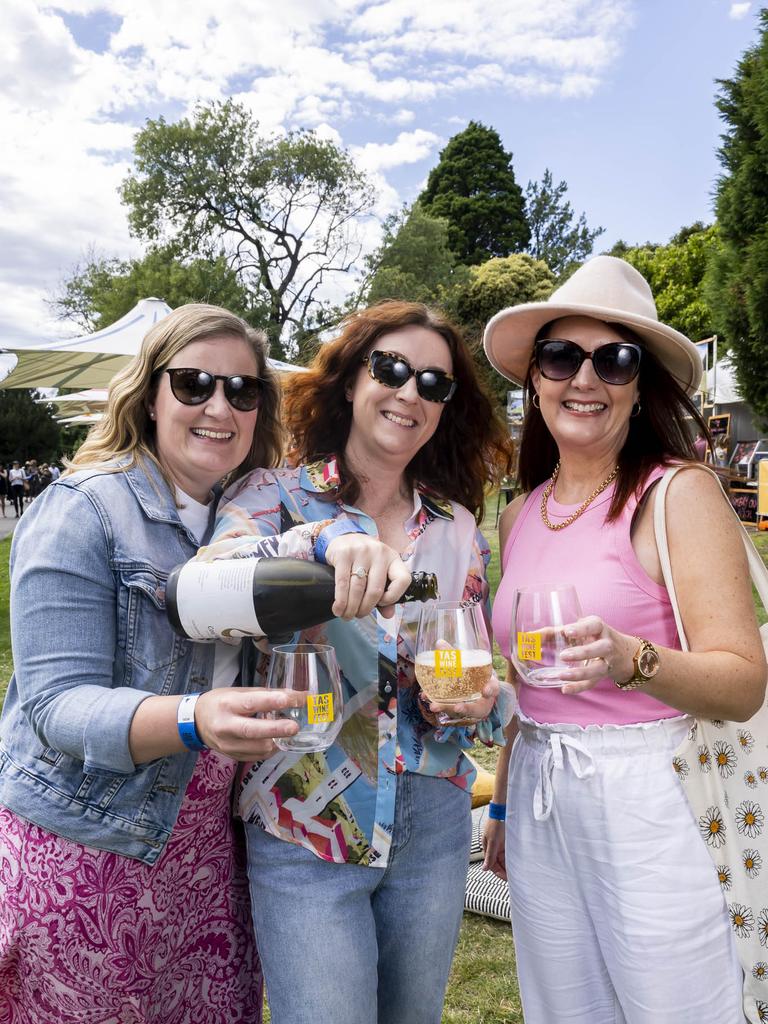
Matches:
[118,568,180,673]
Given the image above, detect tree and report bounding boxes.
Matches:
[419,121,529,265]
[50,246,263,333]
[442,254,556,407]
[0,390,61,465]
[707,11,768,421]
[613,224,719,344]
[525,169,604,278]
[121,100,375,358]
[364,203,461,305]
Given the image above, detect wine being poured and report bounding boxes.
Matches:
[165,557,439,641]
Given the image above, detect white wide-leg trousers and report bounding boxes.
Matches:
[506,713,744,1024]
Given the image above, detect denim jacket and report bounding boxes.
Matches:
[0,459,216,864]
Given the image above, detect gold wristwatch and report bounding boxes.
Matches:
[615,638,660,691]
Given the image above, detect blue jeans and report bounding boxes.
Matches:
[245,771,472,1024]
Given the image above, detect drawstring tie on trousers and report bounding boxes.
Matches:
[533,732,596,821]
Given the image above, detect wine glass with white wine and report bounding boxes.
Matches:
[511,584,583,687]
[415,601,492,706]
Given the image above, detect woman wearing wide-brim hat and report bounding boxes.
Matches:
[481,255,765,1022]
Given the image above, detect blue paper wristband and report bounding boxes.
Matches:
[314,518,366,564]
[488,801,507,821]
[177,693,207,752]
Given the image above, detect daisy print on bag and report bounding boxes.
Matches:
[713,739,738,779]
[738,729,755,753]
[697,745,712,773]
[699,806,727,848]
[747,770,759,790]
[743,849,763,878]
[718,865,733,891]
[672,756,689,779]
[758,908,768,948]
[736,801,765,839]
[730,903,755,938]
[754,962,768,981]
[758,767,768,785]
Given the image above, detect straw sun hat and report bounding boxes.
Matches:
[483,255,702,396]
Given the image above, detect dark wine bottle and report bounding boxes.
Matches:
[165,556,438,641]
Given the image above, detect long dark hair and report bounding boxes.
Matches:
[282,301,513,522]
[517,321,710,521]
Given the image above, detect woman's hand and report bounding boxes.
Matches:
[428,671,501,727]
[325,533,412,619]
[482,817,507,881]
[556,615,637,694]
[194,687,301,760]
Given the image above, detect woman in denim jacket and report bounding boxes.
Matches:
[0,304,298,1023]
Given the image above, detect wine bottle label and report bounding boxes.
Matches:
[173,561,265,640]
[434,649,462,678]
[517,631,542,661]
[307,692,334,723]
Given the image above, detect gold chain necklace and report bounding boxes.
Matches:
[540,460,619,531]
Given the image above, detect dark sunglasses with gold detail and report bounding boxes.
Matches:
[363,350,457,403]
[534,339,642,387]
[160,367,263,412]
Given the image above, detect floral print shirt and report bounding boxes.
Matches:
[201,458,504,867]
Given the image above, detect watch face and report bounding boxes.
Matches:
[638,647,659,677]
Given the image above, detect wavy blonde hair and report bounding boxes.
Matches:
[67,303,283,486]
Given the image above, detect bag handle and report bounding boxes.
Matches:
[653,464,768,652]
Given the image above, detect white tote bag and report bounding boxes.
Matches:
[654,466,768,1024]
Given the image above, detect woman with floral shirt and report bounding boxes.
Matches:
[201,300,513,1024]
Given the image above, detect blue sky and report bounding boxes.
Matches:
[0,0,761,347]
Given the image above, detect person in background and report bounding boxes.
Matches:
[200,300,514,1024]
[0,304,293,1024]
[0,464,8,517]
[693,428,709,461]
[7,461,26,517]
[482,256,765,1023]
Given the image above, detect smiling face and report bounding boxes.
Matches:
[344,325,452,476]
[148,334,260,503]
[531,316,640,461]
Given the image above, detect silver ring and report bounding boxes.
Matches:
[351,565,369,580]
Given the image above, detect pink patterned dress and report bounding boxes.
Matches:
[0,750,262,1024]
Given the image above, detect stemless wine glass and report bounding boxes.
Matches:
[511,584,583,687]
[266,643,344,752]
[415,601,492,705]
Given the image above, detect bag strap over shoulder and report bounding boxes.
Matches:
[653,464,768,651]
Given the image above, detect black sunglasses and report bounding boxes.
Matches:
[363,350,457,404]
[534,339,642,386]
[162,367,263,412]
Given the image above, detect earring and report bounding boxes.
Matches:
[631,401,641,418]
[532,393,541,409]
[149,411,156,420]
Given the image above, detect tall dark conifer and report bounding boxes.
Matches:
[419,121,529,265]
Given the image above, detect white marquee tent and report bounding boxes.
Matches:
[0,298,303,391]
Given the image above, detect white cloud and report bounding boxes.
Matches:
[0,0,633,346]
[729,2,751,19]
[351,129,442,172]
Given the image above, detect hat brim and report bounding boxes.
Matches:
[483,301,702,396]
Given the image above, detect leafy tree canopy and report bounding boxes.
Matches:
[612,223,719,344]
[706,10,768,421]
[442,254,556,407]
[365,202,462,306]
[50,245,262,333]
[121,100,375,358]
[419,121,529,265]
[0,390,61,466]
[525,169,604,278]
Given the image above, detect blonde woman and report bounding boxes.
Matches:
[0,305,294,1023]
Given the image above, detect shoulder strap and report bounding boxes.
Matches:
[654,464,768,653]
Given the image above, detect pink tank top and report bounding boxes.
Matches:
[492,466,681,726]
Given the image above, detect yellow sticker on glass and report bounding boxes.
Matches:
[517,631,542,661]
[434,648,462,678]
[307,692,334,724]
